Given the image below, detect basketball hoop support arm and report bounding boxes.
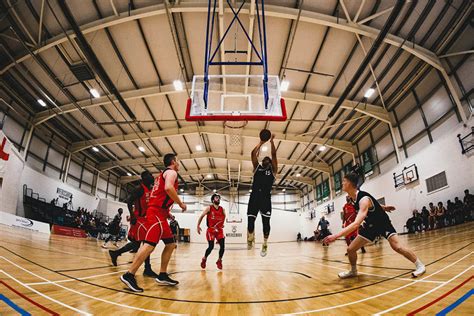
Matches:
[203,0,270,109]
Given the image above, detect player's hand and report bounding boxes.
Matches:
[271,133,275,141]
[384,205,396,212]
[179,202,187,212]
[323,234,337,244]
[197,226,202,234]
[130,216,137,225]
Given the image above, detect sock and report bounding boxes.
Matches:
[263,238,268,246]
[415,258,424,268]
[248,232,254,241]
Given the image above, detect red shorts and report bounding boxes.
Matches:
[128,217,147,241]
[206,227,225,241]
[143,207,174,245]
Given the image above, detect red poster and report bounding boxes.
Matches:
[51,225,87,238]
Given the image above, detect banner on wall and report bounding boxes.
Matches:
[51,224,87,238]
[0,130,25,214]
[0,211,50,234]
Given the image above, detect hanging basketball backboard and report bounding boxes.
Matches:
[186,74,287,121]
[186,0,286,122]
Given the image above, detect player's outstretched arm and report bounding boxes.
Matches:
[251,140,265,169]
[196,206,210,234]
[270,134,278,173]
[323,199,369,244]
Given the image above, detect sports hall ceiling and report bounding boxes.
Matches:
[0,0,472,192]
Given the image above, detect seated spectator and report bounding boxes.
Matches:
[297,232,302,242]
[421,206,429,231]
[463,189,473,221]
[406,210,422,233]
[446,200,455,226]
[428,202,436,229]
[436,202,446,228]
[454,197,464,224]
[50,198,57,205]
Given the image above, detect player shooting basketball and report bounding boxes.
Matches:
[247,129,277,257]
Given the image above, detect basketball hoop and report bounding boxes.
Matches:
[224,120,248,149]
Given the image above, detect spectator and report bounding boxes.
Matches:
[436,202,446,228]
[317,216,330,245]
[102,208,123,248]
[50,198,57,206]
[406,210,422,233]
[297,232,302,242]
[446,200,455,226]
[428,203,436,229]
[463,189,473,221]
[454,197,464,224]
[169,215,180,242]
[421,206,429,231]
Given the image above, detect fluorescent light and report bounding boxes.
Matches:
[296,173,301,177]
[180,188,184,192]
[206,174,212,179]
[261,145,268,152]
[249,189,252,193]
[127,172,132,176]
[92,146,99,152]
[138,146,145,152]
[280,80,290,92]
[196,144,203,151]
[173,80,184,91]
[90,88,100,98]
[282,188,286,192]
[37,99,47,107]
[213,189,217,193]
[364,88,375,98]
[319,145,327,152]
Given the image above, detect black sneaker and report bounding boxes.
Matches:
[155,273,179,286]
[120,272,143,292]
[109,250,118,266]
[143,269,160,278]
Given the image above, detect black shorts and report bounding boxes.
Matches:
[358,220,397,243]
[247,194,272,218]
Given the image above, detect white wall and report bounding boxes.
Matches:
[301,120,474,236]
[172,191,301,243]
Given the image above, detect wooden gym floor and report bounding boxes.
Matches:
[0,223,472,315]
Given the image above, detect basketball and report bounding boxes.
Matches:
[259,129,272,142]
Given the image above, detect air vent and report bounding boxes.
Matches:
[70,62,95,81]
[426,171,448,193]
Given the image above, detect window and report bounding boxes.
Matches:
[316,185,322,203]
[322,179,330,199]
[334,171,342,193]
[426,171,448,193]
[362,148,374,176]
[343,163,352,175]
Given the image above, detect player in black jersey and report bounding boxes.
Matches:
[323,172,426,279]
[247,133,277,257]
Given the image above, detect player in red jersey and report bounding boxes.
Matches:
[121,153,186,292]
[197,194,226,270]
[341,196,365,254]
[108,171,159,277]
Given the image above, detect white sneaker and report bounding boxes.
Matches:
[101,244,107,249]
[338,270,358,279]
[260,244,268,257]
[412,265,426,278]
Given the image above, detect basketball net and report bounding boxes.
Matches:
[224,121,248,153]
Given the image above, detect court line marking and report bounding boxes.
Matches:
[1,243,471,305]
[0,293,31,315]
[0,257,186,315]
[282,251,472,314]
[308,259,444,284]
[374,266,473,315]
[436,288,474,316]
[0,269,91,315]
[0,279,59,315]
[406,275,473,315]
